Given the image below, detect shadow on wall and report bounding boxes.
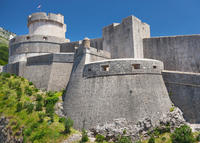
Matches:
[163,70,200,123]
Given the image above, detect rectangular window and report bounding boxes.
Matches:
[132,64,140,69]
[101,65,109,71]
[153,66,157,69]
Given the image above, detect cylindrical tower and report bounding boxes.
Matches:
[28,12,66,38]
[9,12,68,64]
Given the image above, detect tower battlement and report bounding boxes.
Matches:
[28,12,65,26]
[27,12,66,38]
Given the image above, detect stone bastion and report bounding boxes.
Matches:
[63,45,172,129]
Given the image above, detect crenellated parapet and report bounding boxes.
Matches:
[27,12,66,38]
[28,12,65,26]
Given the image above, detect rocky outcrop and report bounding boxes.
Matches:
[55,97,66,117]
[0,116,23,143]
[89,107,186,142]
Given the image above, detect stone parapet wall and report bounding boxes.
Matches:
[27,53,74,65]
[9,35,68,63]
[143,35,200,73]
[162,70,200,123]
[10,35,66,45]
[28,12,65,26]
[60,38,103,53]
[5,53,74,91]
[83,59,163,78]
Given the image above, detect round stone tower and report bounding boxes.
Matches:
[28,12,66,38]
[9,12,68,64]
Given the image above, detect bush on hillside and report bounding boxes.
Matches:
[36,94,43,102]
[148,136,155,143]
[64,117,74,134]
[25,86,33,96]
[95,134,106,143]
[80,129,89,143]
[16,102,23,112]
[116,136,132,143]
[171,125,195,143]
[36,102,43,111]
[26,103,34,114]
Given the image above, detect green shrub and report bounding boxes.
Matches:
[64,117,74,134]
[3,95,8,100]
[45,104,54,116]
[44,96,59,106]
[135,140,142,143]
[170,107,175,112]
[162,137,166,142]
[38,112,45,123]
[31,130,46,141]
[16,102,23,112]
[25,86,32,96]
[26,103,34,114]
[16,89,22,101]
[2,72,10,78]
[116,136,132,143]
[196,134,200,141]
[29,82,33,86]
[171,125,195,143]
[59,117,66,123]
[24,128,32,136]
[95,134,106,143]
[47,91,55,97]
[31,122,39,130]
[36,102,43,111]
[45,104,54,122]
[152,126,170,136]
[80,129,89,143]
[34,88,39,92]
[148,136,155,143]
[36,94,43,102]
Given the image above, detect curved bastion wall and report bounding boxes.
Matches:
[9,35,68,63]
[63,46,172,129]
[28,12,66,38]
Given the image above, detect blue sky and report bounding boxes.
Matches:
[0,0,200,41]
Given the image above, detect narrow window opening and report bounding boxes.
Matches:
[132,64,140,69]
[101,65,109,71]
[26,36,30,40]
[153,66,157,69]
[43,36,48,40]
[88,68,92,72]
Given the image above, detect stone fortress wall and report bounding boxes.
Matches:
[2,11,200,127]
[9,35,67,63]
[63,39,171,129]
[143,35,200,123]
[4,12,74,91]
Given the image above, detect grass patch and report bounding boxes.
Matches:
[0,36,9,65]
[0,72,76,142]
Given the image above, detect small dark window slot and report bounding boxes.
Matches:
[153,66,157,69]
[132,64,140,69]
[43,36,48,40]
[88,68,92,72]
[101,65,109,71]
